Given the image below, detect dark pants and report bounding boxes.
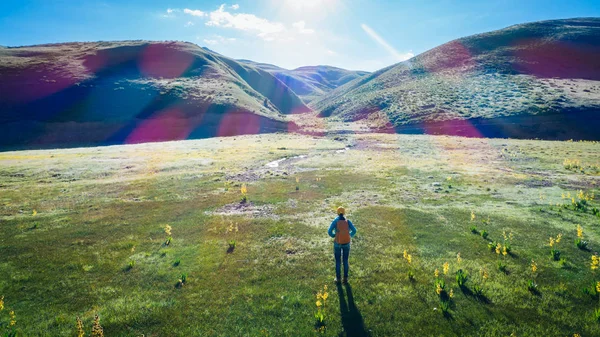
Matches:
[334,243,350,279]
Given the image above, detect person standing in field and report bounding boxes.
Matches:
[328,207,357,284]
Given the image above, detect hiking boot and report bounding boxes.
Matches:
[342,277,348,284]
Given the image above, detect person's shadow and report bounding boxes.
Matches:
[336,283,370,337]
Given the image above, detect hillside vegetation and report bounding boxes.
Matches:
[0,41,310,150]
[312,18,600,140]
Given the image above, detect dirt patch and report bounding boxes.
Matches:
[208,201,277,218]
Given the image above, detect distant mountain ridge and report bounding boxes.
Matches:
[0,41,310,150]
[312,17,600,140]
[238,60,369,103]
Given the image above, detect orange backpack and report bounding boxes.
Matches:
[335,219,351,244]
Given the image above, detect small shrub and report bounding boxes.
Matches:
[527,280,538,292]
[558,257,568,267]
[550,249,561,261]
[575,238,588,250]
[497,261,507,273]
[176,273,187,288]
[165,236,172,246]
[470,226,479,234]
[473,284,484,296]
[440,300,450,315]
[173,259,181,267]
[592,207,599,216]
[407,271,415,282]
[595,308,600,322]
[582,284,599,299]
[574,199,587,212]
[487,242,496,252]
[125,260,135,271]
[481,230,489,239]
[456,269,467,286]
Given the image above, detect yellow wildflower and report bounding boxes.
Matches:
[572,197,576,205]
[502,245,508,256]
[403,249,408,260]
[0,295,3,311]
[322,292,328,301]
[480,268,489,280]
[457,253,461,264]
[407,254,412,264]
[549,237,555,247]
[435,283,442,295]
[443,262,449,275]
[495,243,502,255]
[296,177,300,183]
[164,224,172,236]
[471,211,475,221]
[76,316,85,337]
[556,233,562,244]
[32,209,37,216]
[9,310,16,326]
[531,259,537,274]
[434,269,439,278]
[592,255,599,271]
[91,314,103,337]
[503,231,507,241]
[596,282,600,294]
[561,193,566,199]
[509,232,514,241]
[316,300,322,308]
[241,184,247,195]
[577,225,583,239]
[447,176,452,181]
[449,288,454,298]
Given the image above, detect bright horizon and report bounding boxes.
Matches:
[0,0,599,71]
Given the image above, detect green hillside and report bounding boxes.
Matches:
[312,18,600,140]
[0,41,310,150]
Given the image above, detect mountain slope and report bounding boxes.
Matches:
[312,18,600,140]
[238,60,369,103]
[0,41,310,150]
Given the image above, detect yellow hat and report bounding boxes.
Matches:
[337,206,345,215]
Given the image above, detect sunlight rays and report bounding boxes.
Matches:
[360,23,414,62]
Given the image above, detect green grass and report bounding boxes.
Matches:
[1,133,600,336]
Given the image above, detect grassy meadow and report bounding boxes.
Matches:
[1,133,600,336]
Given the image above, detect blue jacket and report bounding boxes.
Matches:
[328,216,356,246]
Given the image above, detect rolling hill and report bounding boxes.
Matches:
[312,18,600,140]
[0,41,311,150]
[238,60,369,103]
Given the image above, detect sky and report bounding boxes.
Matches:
[0,0,598,71]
